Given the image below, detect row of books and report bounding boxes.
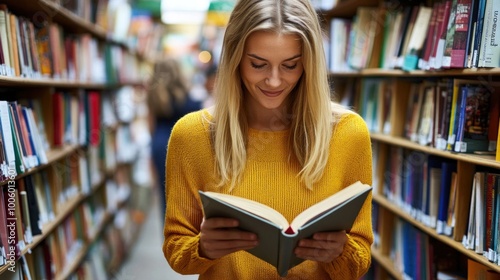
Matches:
[56,0,165,60]
[464,171,500,265]
[2,205,136,280]
[328,0,500,72]
[379,147,460,237]
[374,143,500,265]
[345,77,500,155]
[372,214,500,279]
[0,159,133,272]
[0,84,151,185]
[0,100,49,180]
[0,4,143,83]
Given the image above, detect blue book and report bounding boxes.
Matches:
[453,85,469,152]
[471,0,487,67]
[436,160,457,234]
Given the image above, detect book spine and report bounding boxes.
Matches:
[277,234,296,277]
[451,0,474,68]
[481,0,500,67]
[441,0,459,68]
[472,0,487,67]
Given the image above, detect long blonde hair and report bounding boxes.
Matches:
[148,58,189,118]
[212,0,345,190]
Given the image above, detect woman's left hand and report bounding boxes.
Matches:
[294,230,347,262]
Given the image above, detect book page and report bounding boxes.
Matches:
[289,181,370,231]
[202,192,289,229]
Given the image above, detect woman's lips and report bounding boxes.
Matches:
[260,89,283,97]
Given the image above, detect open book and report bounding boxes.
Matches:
[199,181,372,277]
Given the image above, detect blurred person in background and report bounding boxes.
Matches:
[147,58,202,223]
[202,63,218,108]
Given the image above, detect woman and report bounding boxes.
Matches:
[163,0,373,279]
[148,58,202,222]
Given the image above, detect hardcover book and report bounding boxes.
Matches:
[199,181,372,277]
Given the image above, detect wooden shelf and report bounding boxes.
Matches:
[370,133,500,169]
[0,174,106,275]
[324,0,380,18]
[371,247,403,280]
[0,76,147,88]
[0,145,80,187]
[329,68,500,78]
[55,210,114,280]
[1,0,153,64]
[374,194,500,274]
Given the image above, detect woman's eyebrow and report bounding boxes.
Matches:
[247,53,302,62]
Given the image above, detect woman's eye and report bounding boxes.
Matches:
[283,64,297,70]
[251,62,266,69]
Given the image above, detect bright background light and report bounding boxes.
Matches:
[161,0,211,24]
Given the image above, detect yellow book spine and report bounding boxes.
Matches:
[496,120,500,161]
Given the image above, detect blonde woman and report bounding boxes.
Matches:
[163,0,373,278]
[148,58,202,222]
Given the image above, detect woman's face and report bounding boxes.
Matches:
[240,31,304,113]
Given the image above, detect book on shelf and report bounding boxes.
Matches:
[472,0,488,67]
[450,0,475,68]
[431,0,452,70]
[348,7,379,70]
[453,81,493,153]
[417,83,436,146]
[199,181,372,277]
[441,0,459,69]
[478,0,500,67]
[488,92,499,152]
[418,3,439,70]
[497,120,500,161]
[427,156,443,229]
[435,80,454,150]
[329,18,352,72]
[402,6,433,71]
[483,172,498,262]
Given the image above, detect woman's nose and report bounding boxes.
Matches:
[265,68,282,87]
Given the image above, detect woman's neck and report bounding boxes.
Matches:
[246,106,292,131]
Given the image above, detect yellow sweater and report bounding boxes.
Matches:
[163,109,373,279]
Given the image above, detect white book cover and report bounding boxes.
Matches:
[478,0,493,67]
[481,0,500,67]
[0,101,18,175]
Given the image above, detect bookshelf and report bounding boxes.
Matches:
[323,0,500,279]
[0,0,157,279]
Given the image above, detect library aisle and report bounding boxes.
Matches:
[117,194,198,280]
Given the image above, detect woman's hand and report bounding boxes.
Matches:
[294,231,347,262]
[199,217,259,259]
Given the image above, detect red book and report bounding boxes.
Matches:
[450,0,474,68]
[430,0,452,70]
[88,91,101,146]
[419,2,439,70]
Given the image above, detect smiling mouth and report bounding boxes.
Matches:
[260,89,283,97]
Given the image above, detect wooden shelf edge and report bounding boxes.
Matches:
[329,68,500,78]
[371,247,403,280]
[370,133,500,169]
[374,194,500,273]
[325,0,380,18]
[0,174,107,275]
[0,76,148,88]
[0,145,80,187]
[38,0,108,39]
[55,211,114,280]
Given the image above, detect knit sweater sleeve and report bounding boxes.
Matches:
[320,112,374,278]
[162,111,218,274]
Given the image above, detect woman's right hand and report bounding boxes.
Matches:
[199,217,259,259]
